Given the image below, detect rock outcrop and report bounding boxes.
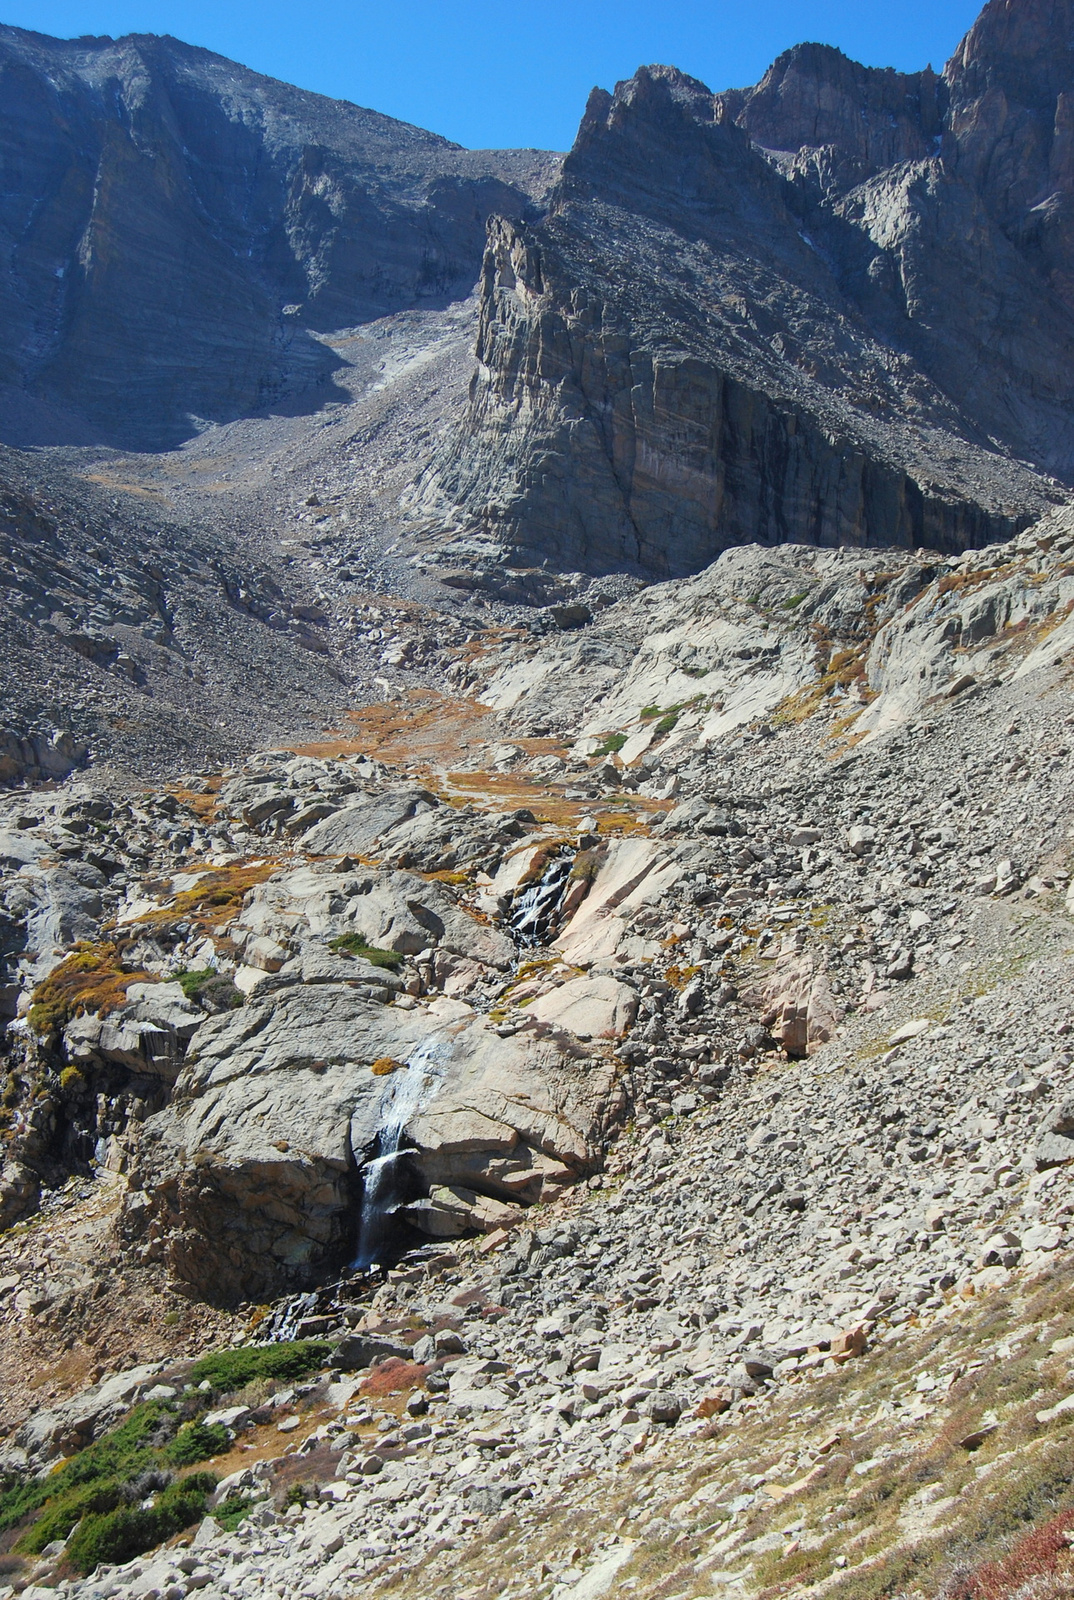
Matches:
[0,811,630,1301]
[125,981,620,1302]
[418,12,1074,580]
[464,507,1074,751]
[0,26,556,446]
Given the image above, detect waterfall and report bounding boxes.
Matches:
[260,1289,319,1344]
[352,1034,448,1270]
[509,851,574,946]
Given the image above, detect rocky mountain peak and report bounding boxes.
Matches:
[418,6,1072,589]
[557,62,781,234]
[719,42,944,186]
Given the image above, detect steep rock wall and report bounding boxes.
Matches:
[430,219,1029,579]
[419,15,1074,582]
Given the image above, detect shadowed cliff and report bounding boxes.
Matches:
[0,26,557,447]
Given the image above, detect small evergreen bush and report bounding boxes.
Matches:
[164,1422,230,1467]
[189,1339,330,1392]
[65,1475,217,1575]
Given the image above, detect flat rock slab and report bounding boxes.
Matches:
[527,974,638,1039]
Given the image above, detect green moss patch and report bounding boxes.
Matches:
[174,967,216,999]
[596,733,627,754]
[327,934,403,969]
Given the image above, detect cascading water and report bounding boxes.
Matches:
[509,851,574,946]
[352,1035,448,1271]
[260,1290,319,1344]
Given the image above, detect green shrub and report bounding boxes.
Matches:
[173,1472,218,1497]
[638,697,700,732]
[17,1482,125,1553]
[214,1494,258,1532]
[1,1401,172,1536]
[781,591,809,608]
[189,1340,330,1392]
[65,1476,217,1575]
[6,1395,231,1567]
[0,1476,52,1541]
[327,934,402,970]
[164,1422,230,1467]
[174,968,216,999]
[51,1402,172,1491]
[173,969,242,1011]
[1,1345,323,1571]
[596,733,627,754]
[66,1506,163,1573]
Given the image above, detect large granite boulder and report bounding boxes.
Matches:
[231,861,514,970]
[126,983,624,1302]
[527,974,638,1039]
[300,788,440,855]
[553,838,683,966]
[63,980,203,1080]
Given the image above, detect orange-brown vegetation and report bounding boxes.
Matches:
[133,861,279,932]
[359,1359,428,1397]
[952,1510,1074,1600]
[294,690,495,771]
[28,943,155,1035]
[773,645,871,727]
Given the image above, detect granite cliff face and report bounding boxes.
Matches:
[418,2,1074,579]
[0,27,556,446]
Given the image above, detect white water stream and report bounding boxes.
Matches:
[352,1034,448,1269]
[509,852,573,945]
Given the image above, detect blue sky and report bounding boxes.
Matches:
[4,1,985,151]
